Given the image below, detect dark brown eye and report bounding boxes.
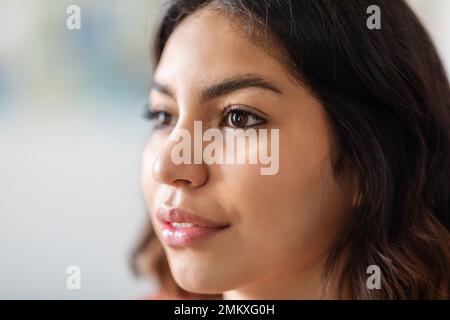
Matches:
[230,111,248,128]
[145,110,175,128]
[224,109,265,128]
[156,111,172,126]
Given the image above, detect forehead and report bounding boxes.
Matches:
[154,7,290,91]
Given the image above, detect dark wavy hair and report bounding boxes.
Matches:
[133,0,450,299]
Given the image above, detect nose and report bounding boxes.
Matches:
[151,127,208,188]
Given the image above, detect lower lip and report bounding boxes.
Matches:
[160,222,228,248]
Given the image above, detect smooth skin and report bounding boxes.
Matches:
[142,7,356,299]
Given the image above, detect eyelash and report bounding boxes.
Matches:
[143,108,174,129]
[144,104,266,130]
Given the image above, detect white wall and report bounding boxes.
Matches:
[407,0,450,76]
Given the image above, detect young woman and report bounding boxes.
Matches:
[133,0,450,299]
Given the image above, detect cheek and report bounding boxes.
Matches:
[212,130,344,265]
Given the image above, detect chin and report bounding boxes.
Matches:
[174,276,227,295]
[170,265,240,295]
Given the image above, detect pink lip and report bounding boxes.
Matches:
[156,206,230,248]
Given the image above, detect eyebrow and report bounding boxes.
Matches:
[151,73,283,102]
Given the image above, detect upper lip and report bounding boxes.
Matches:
[157,206,229,229]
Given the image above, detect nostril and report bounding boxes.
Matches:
[172,178,192,186]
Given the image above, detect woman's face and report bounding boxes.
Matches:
[142,7,355,298]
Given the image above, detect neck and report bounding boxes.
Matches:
[223,253,351,300]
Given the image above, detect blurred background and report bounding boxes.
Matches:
[0,0,449,299]
[0,0,161,299]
